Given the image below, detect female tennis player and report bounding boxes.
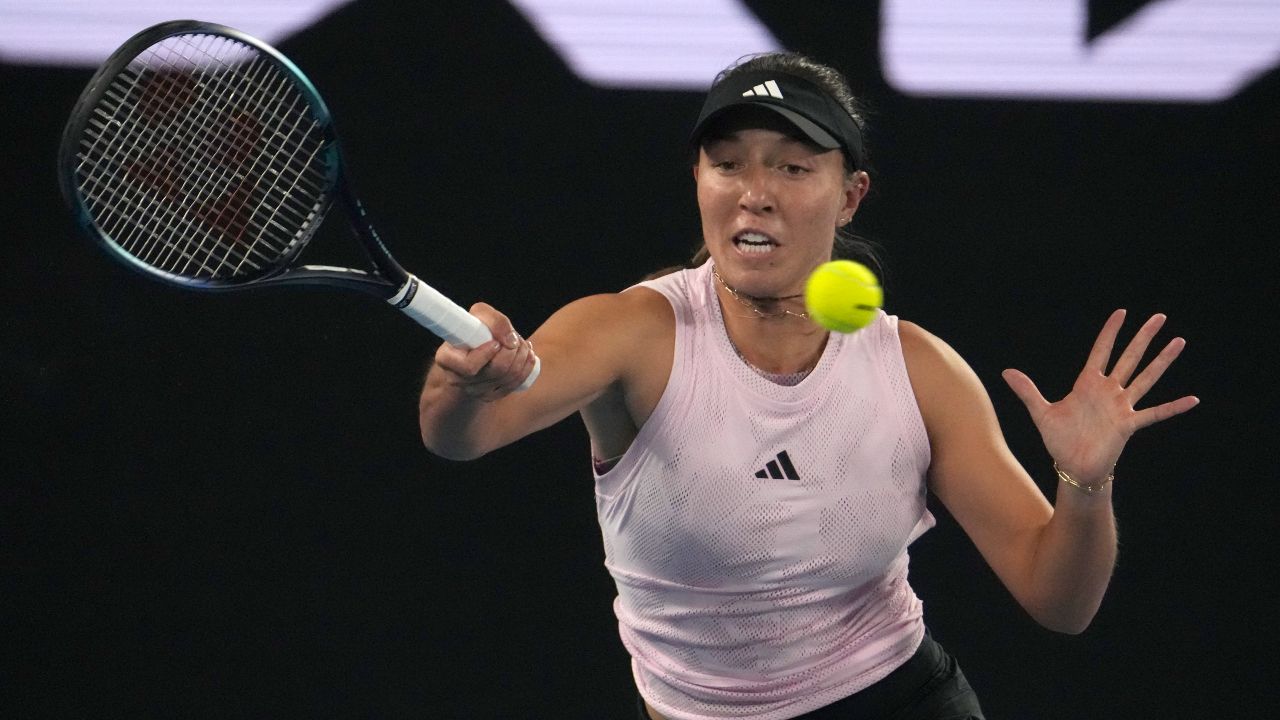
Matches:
[418,53,1198,720]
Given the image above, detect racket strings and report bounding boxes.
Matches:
[82,37,272,274]
[119,38,308,276]
[116,34,325,268]
[84,45,282,276]
[82,43,290,278]
[154,35,328,273]
[74,31,333,282]
[84,69,227,272]
[108,37,281,274]
[127,35,325,274]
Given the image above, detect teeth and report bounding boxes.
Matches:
[735,232,775,253]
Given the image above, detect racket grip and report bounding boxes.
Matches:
[390,276,539,391]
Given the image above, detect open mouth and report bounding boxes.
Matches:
[733,231,778,254]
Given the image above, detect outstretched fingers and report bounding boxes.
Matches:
[1100,312,1199,430]
[1109,313,1167,386]
[1133,394,1200,430]
[1083,309,1127,375]
[1124,334,1184,399]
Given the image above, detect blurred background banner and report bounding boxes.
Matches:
[880,0,1280,101]
[3,1,1276,717]
[0,1,358,64]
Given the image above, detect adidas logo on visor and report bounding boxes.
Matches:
[755,450,799,480]
[742,79,783,99]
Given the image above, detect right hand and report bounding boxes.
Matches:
[432,302,537,401]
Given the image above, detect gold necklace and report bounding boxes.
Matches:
[711,265,820,380]
[711,265,810,320]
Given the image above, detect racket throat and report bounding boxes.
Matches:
[387,276,419,309]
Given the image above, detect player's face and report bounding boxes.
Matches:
[694,126,865,299]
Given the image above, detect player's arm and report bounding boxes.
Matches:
[901,313,1195,633]
[418,288,663,460]
[901,321,1111,634]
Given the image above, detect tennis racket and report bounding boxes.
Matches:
[58,19,538,389]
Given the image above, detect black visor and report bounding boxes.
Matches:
[690,70,864,170]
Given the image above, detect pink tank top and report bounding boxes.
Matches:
[594,262,935,719]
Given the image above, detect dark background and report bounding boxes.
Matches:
[4,1,1276,717]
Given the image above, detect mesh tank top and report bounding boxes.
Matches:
[593,262,935,719]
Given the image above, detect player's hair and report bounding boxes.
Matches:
[649,52,881,281]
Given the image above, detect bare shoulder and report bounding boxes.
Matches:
[898,320,969,381]
[525,285,673,399]
[538,286,674,457]
[896,321,1037,514]
[534,285,672,351]
[896,319,991,421]
[582,286,674,387]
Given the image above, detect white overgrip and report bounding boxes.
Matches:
[389,275,539,391]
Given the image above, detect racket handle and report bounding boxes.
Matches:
[389,276,539,391]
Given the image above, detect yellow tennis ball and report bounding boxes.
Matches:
[804,260,883,333]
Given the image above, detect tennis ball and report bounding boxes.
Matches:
[804,260,883,333]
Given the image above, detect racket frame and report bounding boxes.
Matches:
[58,20,537,383]
[58,19,406,299]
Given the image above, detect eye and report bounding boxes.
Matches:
[712,159,741,172]
[780,163,810,176]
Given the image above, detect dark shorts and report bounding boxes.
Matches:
[635,630,984,720]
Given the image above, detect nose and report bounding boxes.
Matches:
[738,167,774,214]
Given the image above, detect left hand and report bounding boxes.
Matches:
[1001,309,1199,485]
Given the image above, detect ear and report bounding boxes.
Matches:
[839,171,871,223]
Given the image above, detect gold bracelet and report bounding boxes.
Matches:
[1054,462,1114,495]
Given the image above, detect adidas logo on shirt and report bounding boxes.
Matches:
[742,80,784,99]
[755,450,799,480]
